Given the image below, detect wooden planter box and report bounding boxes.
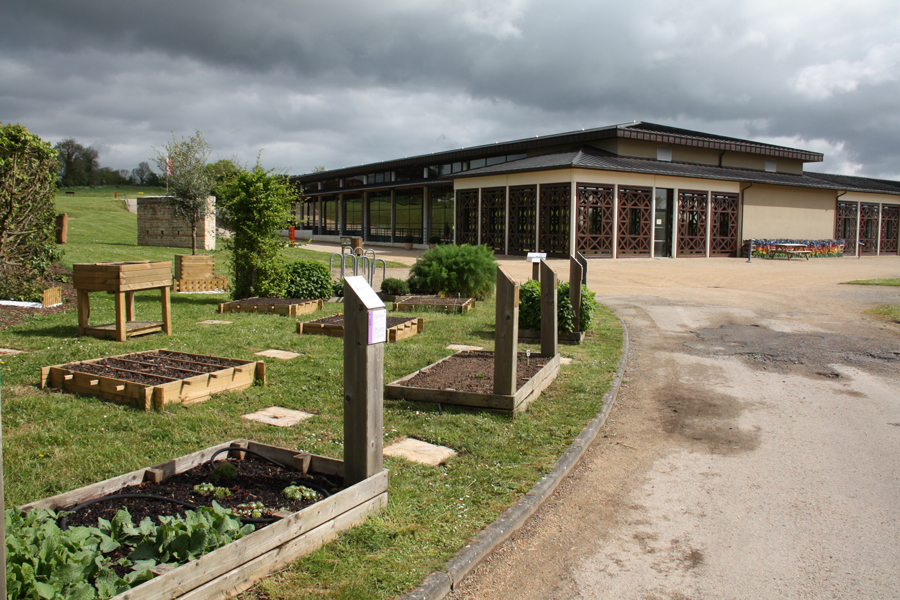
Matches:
[42,286,62,307]
[19,439,389,600]
[219,298,323,316]
[392,296,476,314]
[174,255,229,292]
[298,316,424,342]
[40,350,266,411]
[385,351,561,415]
[518,329,586,344]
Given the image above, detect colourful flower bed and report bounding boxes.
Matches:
[748,239,845,258]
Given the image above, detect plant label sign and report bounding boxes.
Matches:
[526,252,547,263]
[345,276,386,345]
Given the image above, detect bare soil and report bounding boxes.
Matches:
[60,350,250,386]
[226,297,317,305]
[401,350,550,394]
[306,314,417,328]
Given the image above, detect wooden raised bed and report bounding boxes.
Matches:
[298,314,424,342]
[219,298,323,316]
[392,296,475,314]
[519,329,586,344]
[174,255,229,292]
[385,350,561,415]
[19,439,389,600]
[40,349,266,411]
[42,286,63,307]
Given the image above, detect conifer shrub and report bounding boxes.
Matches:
[407,243,496,299]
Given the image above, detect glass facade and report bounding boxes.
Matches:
[395,188,424,243]
[368,191,392,242]
[343,193,362,236]
[430,186,455,242]
[322,195,338,235]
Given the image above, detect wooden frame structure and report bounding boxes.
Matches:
[73,262,173,342]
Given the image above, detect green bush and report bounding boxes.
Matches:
[380,277,410,296]
[332,279,344,298]
[407,244,497,300]
[518,280,598,335]
[284,260,333,300]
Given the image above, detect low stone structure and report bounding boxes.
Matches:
[137,196,216,250]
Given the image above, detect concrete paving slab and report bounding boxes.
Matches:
[242,406,314,427]
[447,344,484,351]
[0,348,24,355]
[198,319,233,324]
[255,349,301,360]
[384,437,457,466]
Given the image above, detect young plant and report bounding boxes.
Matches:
[209,461,238,485]
[283,485,319,502]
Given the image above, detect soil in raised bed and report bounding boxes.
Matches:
[401,350,550,394]
[306,314,417,328]
[64,457,343,531]
[228,297,316,305]
[60,350,249,385]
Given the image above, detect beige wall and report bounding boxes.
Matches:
[742,185,836,239]
[841,191,900,206]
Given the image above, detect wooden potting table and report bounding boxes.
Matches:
[73,261,173,341]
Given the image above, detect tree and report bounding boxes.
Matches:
[217,163,298,299]
[206,158,242,200]
[54,138,99,187]
[0,123,60,301]
[153,130,214,255]
[131,161,155,185]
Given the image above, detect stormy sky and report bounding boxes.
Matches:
[2,0,898,179]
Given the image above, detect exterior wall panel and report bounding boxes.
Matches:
[742,185,836,239]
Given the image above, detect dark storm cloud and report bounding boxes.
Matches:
[2,0,898,179]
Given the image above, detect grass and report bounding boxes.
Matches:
[0,188,623,599]
[842,277,900,323]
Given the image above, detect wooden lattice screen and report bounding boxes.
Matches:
[617,187,653,255]
[480,187,506,252]
[710,193,738,255]
[860,203,880,254]
[835,200,858,248]
[456,189,479,246]
[539,183,571,255]
[508,185,536,254]
[576,184,614,256]
[677,190,708,256]
[881,204,899,254]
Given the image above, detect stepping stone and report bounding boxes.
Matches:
[0,348,24,355]
[560,357,574,365]
[242,406,314,427]
[446,344,483,351]
[384,437,457,467]
[255,349,301,360]
[198,320,233,324]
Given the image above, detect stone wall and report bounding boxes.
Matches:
[137,196,216,250]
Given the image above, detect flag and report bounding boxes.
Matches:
[167,158,172,175]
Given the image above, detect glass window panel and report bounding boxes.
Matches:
[430,186,454,241]
[486,156,506,166]
[395,188,424,243]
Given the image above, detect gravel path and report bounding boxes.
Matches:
[449,255,900,600]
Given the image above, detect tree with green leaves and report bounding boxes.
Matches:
[153,130,214,255]
[217,163,299,299]
[54,138,100,187]
[0,123,60,301]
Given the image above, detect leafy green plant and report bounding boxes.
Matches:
[428,234,441,245]
[561,282,598,332]
[518,280,598,334]
[407,243,497,299]
[284,259,333,300]
[380,277,409,296]
[332,279,344,297]
[402,233,414,244]
[209,461,238,485]
[283,485,318,501]
[193,482,231,498]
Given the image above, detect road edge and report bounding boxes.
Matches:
[398,313,630,600]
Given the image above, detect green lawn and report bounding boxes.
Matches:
[0,188,623,599]
[842,277,900,323]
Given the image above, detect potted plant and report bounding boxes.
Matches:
[403,233,415,250]
[428,234,441,249]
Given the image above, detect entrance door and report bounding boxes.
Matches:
[654,188,673,257]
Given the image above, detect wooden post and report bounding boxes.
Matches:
[540,260,558,357]
[569,256,583,333]
[532,261,540,282]
[343,276,385,486]
[0,375,6,600]
[55,213,67,244]
[161,286,172,335]
[114,292,127,342]
[125,291,136,322]
[494,266,519,396]
[76,290,90,335]
[576,251,588,285]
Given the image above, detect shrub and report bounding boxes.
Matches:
[407,244,497,299]
[403,233,414,244]
[518,280,598,335]
[332,279,344,298]
[284,260,333,300]
[380,277,410,296]
[428,234,441,244]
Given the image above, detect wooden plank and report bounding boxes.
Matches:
[540,260,558,358]
[493,267,519,396]
[569,256,583,333]
[161,285,172,335]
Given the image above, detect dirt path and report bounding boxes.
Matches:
[449,256,900,599]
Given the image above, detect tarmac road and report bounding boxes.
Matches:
[449,255,900,600]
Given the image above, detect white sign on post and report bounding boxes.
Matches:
[526,252,547,263]
[345,276,386,345]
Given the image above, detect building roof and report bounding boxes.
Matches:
[292,121,823,183]
[448,145,900,196]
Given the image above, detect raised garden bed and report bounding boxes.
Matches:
[518,329,586,344]
[298,314,424,342]
[40,349,266,411]
[385,350,561,415]
[174,255,229,292]
[219,297,323,316]
[392,295,475,314]
[19,439,389,600]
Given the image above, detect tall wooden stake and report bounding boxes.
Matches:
[0,374,6,599]
[569,256,584,333]
[540,260,558,357]
[494,266,519,396]
[343,277,385,485]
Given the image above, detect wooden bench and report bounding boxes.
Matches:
[65,191,75,196]
[770,243,811,260]
[784,250,812,260]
